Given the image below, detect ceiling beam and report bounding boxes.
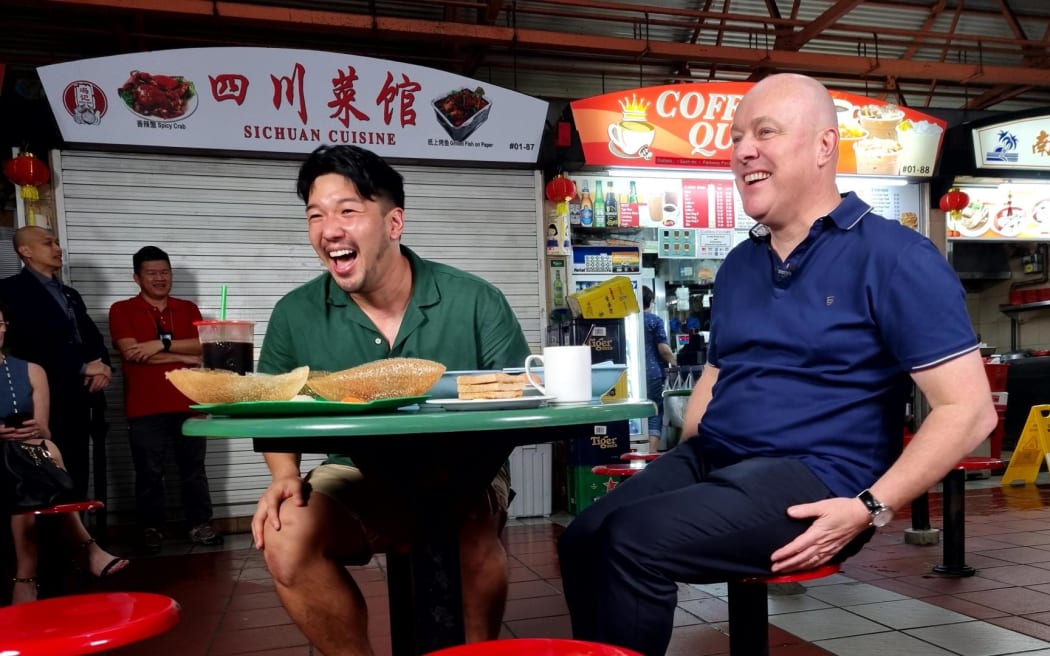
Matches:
[780,0,864,51]
[39,0,1050,89]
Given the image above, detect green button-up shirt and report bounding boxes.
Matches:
[258,246,532,462]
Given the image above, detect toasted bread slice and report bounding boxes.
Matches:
[456,381,526,393]
[458,389,525,400]
[456,372,528,386]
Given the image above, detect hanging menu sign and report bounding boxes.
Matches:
[37,48,547,163]
[570,83,946,177]
[682,179,736,229]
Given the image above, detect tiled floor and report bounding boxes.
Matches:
[38,475,1050,655]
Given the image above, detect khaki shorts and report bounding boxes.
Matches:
[304,462,510,564]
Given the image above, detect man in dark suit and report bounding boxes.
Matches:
[0,226,111,499]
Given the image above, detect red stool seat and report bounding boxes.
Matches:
[426,638,643,655]
[620,452,661,462]
[591,464,644,477]
[20,499,104,516]
[0,592,180,655]
[737,562,841,585]
[728,563,841,656]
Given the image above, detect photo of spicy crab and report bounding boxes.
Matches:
[432,86,493,142]
[117,70,197,120]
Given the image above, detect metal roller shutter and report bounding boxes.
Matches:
[54,149,544,522]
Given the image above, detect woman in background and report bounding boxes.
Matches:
[0,304,127,604]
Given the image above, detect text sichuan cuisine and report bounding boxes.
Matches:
[118,71,197,120]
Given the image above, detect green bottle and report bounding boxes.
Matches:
[593,180,606,228]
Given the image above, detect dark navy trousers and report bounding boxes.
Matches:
[557,438,871,656]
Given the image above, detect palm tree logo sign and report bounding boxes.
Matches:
[987,130,1019,163]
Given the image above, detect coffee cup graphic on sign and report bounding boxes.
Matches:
[608,93,655,159]
[608,120,656,157]
[662,189,681,221]
[195,320,254,375]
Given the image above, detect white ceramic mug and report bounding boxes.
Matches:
[524,345,592,404]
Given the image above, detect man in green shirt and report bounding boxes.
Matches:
[251,144,531,656]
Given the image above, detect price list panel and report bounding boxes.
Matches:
[683,179,737,229]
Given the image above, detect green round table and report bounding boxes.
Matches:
[184,400,654,656]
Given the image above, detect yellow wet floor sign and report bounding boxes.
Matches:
[1002,405,1050,486]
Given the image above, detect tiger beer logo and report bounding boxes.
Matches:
[591,436,619,449]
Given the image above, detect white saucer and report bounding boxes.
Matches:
[425,396,555,411]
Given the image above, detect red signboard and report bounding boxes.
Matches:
[570,82,947,177]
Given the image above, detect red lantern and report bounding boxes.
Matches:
[3,152,50,201]
[545,174,576,202]
[939,187,969,237]
[938,187,969,213]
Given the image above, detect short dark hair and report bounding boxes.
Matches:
[296,145,405,210]
[643,285,654,309]
[133,246,171,274]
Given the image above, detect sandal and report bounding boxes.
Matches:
[11,576,38,604]
[80,538,130,578]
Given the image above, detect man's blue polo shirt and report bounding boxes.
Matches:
[701,192,977,497]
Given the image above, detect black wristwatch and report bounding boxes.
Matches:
[160,334,172,352]
[857,489,893,527]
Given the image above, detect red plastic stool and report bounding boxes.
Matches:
[20,499,104,516]
[727,563,841,656]
[591,463,645,492]
[0,591,180,654]
[620,452,661,462]
[425,638,643,655]
[933,456,1004,577]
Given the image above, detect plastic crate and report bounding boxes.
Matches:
[985,363,1009,392]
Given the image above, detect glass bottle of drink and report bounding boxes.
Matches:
[626,181,639,227]
[552,269,565,307]
[593,180,606,228]
[580,181,593,227]
[568,183,582,226]
[605,187,618,227]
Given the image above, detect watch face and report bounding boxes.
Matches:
[871,508,894,527]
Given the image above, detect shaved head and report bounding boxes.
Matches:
[12,226,51,252]
[12,225,63,275]
[748,73,838,132]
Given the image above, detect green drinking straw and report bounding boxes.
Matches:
[219,284,228,320]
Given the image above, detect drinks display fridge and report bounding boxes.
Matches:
[545,245,646,425]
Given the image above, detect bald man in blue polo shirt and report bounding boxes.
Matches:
[559,74,998,656]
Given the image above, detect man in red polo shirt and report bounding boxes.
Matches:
[109,246,221,553]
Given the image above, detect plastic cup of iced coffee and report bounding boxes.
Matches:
[195,320,255,375]
[857,104,905,141]
[853,138,904,175]
[895,120,944,177]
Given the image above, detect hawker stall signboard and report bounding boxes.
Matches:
[571,83,946,177]
[973,116,1050,171]
[950,183,1050,240]
[37,48,547,163]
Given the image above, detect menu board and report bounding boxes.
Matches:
[951,184,1050,240]
[682,180,736,229]
[838,180,922,229]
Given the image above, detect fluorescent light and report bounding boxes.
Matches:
[604,168,736,180]
[837,175,910,187]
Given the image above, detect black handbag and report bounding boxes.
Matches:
[2,440,75,512]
